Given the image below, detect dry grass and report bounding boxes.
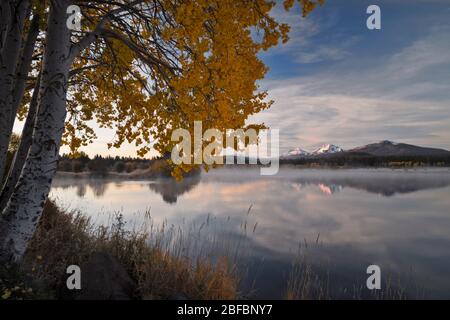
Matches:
[2,202,425,300]
[285,239,422,300]
[20,201,239,300]
[286,239,330,300]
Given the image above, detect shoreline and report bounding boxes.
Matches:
[55,165,450,180]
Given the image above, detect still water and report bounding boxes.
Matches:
[50,168,450,299]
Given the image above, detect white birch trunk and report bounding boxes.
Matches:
[0,0,28,182]
[9,12,39,127]
[0,74,40,212]
[0,14,39,205]
[0,0,73,263]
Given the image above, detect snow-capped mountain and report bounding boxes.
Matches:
[281,144,344,158]
[280,140,450,161]
[312,144,344,155]
[283,147,310,157]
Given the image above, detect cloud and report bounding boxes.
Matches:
[251,92,450,152]
[262,4,359,65]
[294,36,359,64]
[385,26,450,81]
[250,24,450,152]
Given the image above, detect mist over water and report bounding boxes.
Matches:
[50,168,450,298]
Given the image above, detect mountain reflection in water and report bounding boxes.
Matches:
[52,168,450,201]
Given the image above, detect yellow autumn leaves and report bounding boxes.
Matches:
[61,0,323,176]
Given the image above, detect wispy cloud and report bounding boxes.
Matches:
[251,21,450,152]
[262,4,359,65]
[385,26,450,81]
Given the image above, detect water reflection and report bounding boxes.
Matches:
[148,175,200,204]
[53,168,450,202]
[201,168,450,197]
[290,174,450,196]
[52,178,110,198]
[50,168,450,298]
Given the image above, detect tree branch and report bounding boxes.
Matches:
[68,0,145,61]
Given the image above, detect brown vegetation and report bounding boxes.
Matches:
[1,201,238,300]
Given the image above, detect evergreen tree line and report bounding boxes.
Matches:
[280,153,450,168]
[57,153,159,174]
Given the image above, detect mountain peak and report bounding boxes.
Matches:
[379,140,396,145]
[312,144,344,155]
[283,147,310,157]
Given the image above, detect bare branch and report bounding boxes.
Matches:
[69,0,145,61]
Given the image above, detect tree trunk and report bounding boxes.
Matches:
[0,0,28,182]
[0,0,73,263]
[9,12,39,127]
[0,13,39,206]
[0,1,12,51]
[0,73,40,212]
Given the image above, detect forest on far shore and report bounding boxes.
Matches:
[279,153,450,168]
[55,152,450,176]
[56,153,173,176]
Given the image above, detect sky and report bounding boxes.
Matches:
[250,0,450,154]
[13,0,450,157]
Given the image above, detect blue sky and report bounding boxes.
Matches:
[249,0,450,154]
[15,0,450,157]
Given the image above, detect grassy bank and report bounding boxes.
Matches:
[1,201,239,300]
[0,202,423,300]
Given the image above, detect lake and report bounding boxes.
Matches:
[50,167,450,299]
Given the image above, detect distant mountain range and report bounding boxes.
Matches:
[283,144,343,157]
[313,144,343,155]
[282,141,450,159]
